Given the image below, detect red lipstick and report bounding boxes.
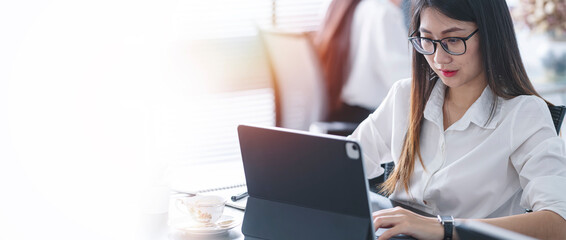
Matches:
[440,70,458,77]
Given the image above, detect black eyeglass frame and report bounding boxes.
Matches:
[408,29,479,56]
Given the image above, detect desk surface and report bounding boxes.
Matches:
[142,192,431,240]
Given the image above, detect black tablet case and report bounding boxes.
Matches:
[237,125,374,240]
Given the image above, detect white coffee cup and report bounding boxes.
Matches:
[175,195,226,224]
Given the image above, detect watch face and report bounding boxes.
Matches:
[441,216,454,223]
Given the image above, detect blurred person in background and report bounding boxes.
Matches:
[314,0,411,124]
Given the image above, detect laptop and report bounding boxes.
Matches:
[237,125,414,240]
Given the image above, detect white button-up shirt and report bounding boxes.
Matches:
[349,78,566,219]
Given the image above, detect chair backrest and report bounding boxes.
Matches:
[549,105,566,134]
[259,28,328,131]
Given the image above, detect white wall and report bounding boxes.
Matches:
[0,0,203,239]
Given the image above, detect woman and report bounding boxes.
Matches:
[349,0,566,239]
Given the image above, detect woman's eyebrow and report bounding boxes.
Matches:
[419,27,466,35]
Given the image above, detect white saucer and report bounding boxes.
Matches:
[170,215,241,236]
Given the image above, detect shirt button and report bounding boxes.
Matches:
[423,200,428,205]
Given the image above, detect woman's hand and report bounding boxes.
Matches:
[372,206,444,240]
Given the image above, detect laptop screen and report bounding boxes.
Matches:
[238,125,372,217]
[238,125,375,240]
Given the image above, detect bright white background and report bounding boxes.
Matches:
[0,0,316,238]
[0,0,208,239]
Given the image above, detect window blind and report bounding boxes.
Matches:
[272,0,330,31]
[164,0,331,166]
[153,88,275,166]
[173,0,330,40]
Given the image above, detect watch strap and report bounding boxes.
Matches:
[437,215,454,240]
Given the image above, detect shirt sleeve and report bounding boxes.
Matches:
[509,97,566,220]
[348,80,405,179]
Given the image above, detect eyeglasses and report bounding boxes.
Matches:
[409,29,479,55]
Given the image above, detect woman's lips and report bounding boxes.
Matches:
[440,69,458,77]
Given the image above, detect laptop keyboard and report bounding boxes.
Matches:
[375,228,416,240]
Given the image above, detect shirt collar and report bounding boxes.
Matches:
[423,80,446,128]
[423,80,501,131]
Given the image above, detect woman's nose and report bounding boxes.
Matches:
[433,46,452,65]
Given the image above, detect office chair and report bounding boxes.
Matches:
[549,105,566,134]
[258,28,358,135]
[369,105,566,194]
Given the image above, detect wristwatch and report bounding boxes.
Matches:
[437,215,454,240]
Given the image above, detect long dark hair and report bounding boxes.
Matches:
[381,0,547,195]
